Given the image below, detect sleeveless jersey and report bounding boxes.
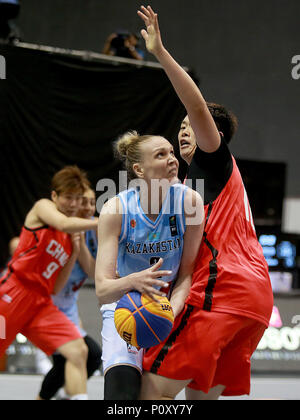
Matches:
[101,183,187,312]
[186,157,273,326]
[52,227,98,335]
[0,225,72,296]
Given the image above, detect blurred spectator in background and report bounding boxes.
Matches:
[0,0,21,43]
[102,31,145,60]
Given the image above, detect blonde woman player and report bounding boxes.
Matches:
[95,131,204,400]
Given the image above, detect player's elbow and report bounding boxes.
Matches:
[95,276,108,305]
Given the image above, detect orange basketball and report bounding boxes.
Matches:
[114,291,174,348]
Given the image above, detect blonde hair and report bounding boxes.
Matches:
[114,131,153,180]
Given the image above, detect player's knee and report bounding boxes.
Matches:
[66,340,88,367]
[76,341,89,365]
[104,365,141,400]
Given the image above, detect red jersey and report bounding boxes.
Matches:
[1,225,72,296]
[186,157,273,327]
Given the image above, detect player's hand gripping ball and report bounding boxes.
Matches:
[114,291,174,348]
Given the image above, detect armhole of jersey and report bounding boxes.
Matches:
[172,184,187,236]
[117,193,128,243]
[180,186,188,235]
[23,225,48,243]
[24,225,49,232]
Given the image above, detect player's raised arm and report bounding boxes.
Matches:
[29,199,98,233]
[138,5,220,153]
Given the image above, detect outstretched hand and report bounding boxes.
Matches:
[137,5,164,56]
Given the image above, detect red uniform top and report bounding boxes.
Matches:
[186,157,274,327]
[1,225,72,296]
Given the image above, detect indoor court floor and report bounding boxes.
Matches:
[0,374,299,400]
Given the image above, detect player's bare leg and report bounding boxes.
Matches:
[185,385,225,400]
[58,338,88,399]
[140,371,191,400]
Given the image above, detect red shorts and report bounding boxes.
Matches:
[143,304,266,396]
[0,274,82,356]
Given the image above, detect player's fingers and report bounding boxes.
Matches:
[153,269,172,278]
[137,9,149,24]
[140,29,148,41]
[154,13,160,32]
[141,5,151,17]
[143,276,168,289]
[71,232,81,242]
[146,5,156,18]
[150,257,164,270]
[145,288,166,302]
[152,279,169,290]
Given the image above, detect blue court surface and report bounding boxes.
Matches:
[0,373,299,400]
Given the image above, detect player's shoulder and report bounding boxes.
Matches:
[99,196,123,237]
[100,196,123,219]
[183,186,204,226]
[183,185,203,206]
[34,198,59,219]
[34,198,55,211]
[24,199,54,227]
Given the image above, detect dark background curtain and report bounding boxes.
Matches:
[0,44,187,267]
[13,0,300,198]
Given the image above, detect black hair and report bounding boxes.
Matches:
[206,102,238,144]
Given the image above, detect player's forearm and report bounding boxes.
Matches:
[78,241,96,280]
[154,47,207,117]
[61,217,98,234]
[52,254,78,295]
[154,46,220,152]
[95,275,134,305]
[169,273,192,318]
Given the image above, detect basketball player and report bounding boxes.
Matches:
[95,131,204,399]
[37,187,102,400]
[0,166,98,400]
[138,6,274,400]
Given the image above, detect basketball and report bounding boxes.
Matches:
[114,291,174,348]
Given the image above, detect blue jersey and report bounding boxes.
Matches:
[100,183,188,371]
[52,227,97,335]
[117,183,187,291]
